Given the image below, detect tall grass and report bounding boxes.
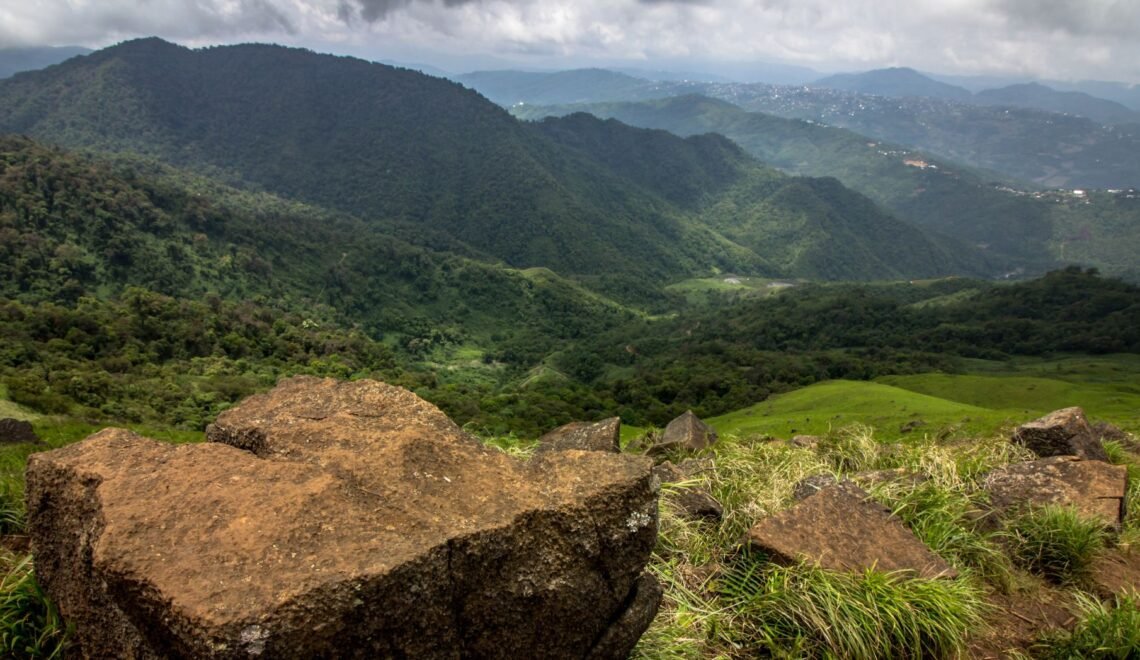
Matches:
[718,558,987,659]
[1035,591,1140,659]
[0,554,69,659]
[1002,505,1108,585]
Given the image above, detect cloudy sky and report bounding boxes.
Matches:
[2,0,1139,82]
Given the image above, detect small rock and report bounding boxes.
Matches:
[535,417,621,453]
[789,435,820,450]
[983,456,1127,528]
[647,411,718,457]
[899,419,927,434]
[1012,407,1108,461]
[653,461,724,521]
[747,483,957,579]
[0,418,39,444]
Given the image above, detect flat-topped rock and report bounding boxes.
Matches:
[1012,407,1108,461]
[746,483,956,579]
[535,417,621,453]
[983,456,1127,528]
[28,377,661,659]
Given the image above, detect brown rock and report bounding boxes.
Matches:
[1012,407,1108,461]
[647,411,718,457]
[746,483,957,579]
[983,456,1127,528]
[536,417,621,453]
[28,377,661,659]
[0,418,39,444]
[789,435,820,450]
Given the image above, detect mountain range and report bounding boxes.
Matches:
[0,38,988,295]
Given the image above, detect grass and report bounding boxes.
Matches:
[0,554,69,659]
[717,558,987,659]
[709,380,1018,442]
[1035,591,1140,659]
[1002,505,1109,586]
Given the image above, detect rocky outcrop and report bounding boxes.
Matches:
[0,418,39,444]
[1012,407,1108,461]
[983,456,1127,528]
[647,411,718,457]
[27,377,661,659]
[536,417,621,454]
[746,483,956,579]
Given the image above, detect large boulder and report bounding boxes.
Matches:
[536,417,621,454]
[27,377,661,659]
[746,483,956,579]
[647,411,718,457]
[1012,407,1108,461]
[982,456,1127,528]
[0,418,39,444]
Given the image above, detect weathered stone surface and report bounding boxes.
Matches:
[28,377,661,659]
[982,456,1127,527]
[747,483,957,579]
[0,418,39,444]
[536,417,621,454]
[1012,407,1108,461]
[647,411,718,457]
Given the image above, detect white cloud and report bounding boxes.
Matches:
[1,0,1138,82]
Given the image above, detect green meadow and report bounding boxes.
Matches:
[709,355,1140,441]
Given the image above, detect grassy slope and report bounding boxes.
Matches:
[710,356,1140,440]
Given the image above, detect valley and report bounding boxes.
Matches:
[1,38,1139,659]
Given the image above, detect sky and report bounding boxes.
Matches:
[1,0,1139,83]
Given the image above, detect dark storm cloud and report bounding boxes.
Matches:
[350,0,482,23]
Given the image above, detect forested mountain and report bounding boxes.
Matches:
[513,95,1140,280]
[811,68,973,101]
[0,38,987,289]
[976,83,1138,125]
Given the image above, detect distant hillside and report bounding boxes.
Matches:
[812,68,973,101]
[516,96,1140,281]
[0,38,986,288]
[459,68,1140,190]
[976,82,1138,125]
[0,46,90,78]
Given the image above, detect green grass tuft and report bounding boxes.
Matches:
[1003,505,1108,585]
[0,554,69,659]
[1035,591,1140,659]
[718,558,987,659]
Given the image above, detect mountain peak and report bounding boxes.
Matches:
[813,67,973,101]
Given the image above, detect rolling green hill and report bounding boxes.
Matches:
[0,39,988,287]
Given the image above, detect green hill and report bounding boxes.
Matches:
[0,39,986,287]
[514,95,1140,280]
